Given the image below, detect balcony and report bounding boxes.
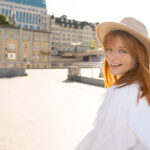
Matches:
[40,50,51,55]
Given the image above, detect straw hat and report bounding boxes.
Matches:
[96,17,150,57]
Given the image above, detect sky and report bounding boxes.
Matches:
[46,0,150,34]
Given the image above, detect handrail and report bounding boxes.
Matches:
[72,62,104,68]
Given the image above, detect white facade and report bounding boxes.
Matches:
[0,0,50,31]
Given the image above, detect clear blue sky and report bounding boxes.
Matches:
[46,0,150,34]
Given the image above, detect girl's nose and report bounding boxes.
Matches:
[108,51,119,60]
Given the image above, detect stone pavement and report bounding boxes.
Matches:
[0,69,106,150]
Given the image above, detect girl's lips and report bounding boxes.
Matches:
[110,64,122,69]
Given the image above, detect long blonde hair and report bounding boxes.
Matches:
[103,30,150,106]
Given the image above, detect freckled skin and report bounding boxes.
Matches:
[105,36,137,76]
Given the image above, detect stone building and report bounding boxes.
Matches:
[50,15,99,56]
[0,25,51,68]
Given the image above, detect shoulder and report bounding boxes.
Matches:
[112,82,139,92]
[100,83,139,112]
[107,82,139,99]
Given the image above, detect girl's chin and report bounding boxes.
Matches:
[110,71,122,76]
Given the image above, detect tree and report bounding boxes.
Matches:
[0,14,10,25]
[98,42,102,48]
[91,38,97,49]
[60,15,67,19]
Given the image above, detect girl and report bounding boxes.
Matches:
[74,17,150,150]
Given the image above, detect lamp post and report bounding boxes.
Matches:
[71,42,82,63]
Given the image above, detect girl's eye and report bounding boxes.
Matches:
[119,49,127,53]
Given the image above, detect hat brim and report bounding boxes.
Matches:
[96,22,150,57]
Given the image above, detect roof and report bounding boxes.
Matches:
[51,16,96,31]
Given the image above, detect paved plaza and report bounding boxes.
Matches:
[0,69,106,150]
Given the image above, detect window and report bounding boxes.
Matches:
[24,57,27,62]
[44,56,47,60]
[23,12,25,23]
[36,15,38,24]
[34,34,40,41]
[78,36,83,39]
[33,14,35,24]
[9,10,11,16]
[20,12,22,22]
[30,25,34,29]
[23,24,28,28]
[1,9,4,14]
[51,47,55,50]
[26,13,29,23]
[36,26,40,30]
[43,23,47,27]
[43,46,47,51]
[14,34,17,39]
[36,45,40,51]
[36,54,40,59]
[23,35,29,41]
[32,55,35,59]
[33,45,40,51]
[6,33,10,39]
[16,11,19,21]
[24,54,27,59]
[5,9,8,17]
[24,44,28,50]
[17,24,21,27]
[29,14,32,24]
[8,44,15,51]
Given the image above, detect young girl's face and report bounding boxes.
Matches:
[105,36,137,76]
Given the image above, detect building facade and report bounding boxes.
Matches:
[0,25,51,69]
[4,0,46,8]
[50,16,99,56]
[0,0,49,31]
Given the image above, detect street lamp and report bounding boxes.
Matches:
[71,42,82,62]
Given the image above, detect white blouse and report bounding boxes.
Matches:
[75,83,150,150]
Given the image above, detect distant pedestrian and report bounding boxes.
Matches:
[74,17,150,150]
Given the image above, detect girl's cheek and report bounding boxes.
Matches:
[105,52,108,57]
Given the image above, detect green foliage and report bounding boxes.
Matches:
[60,15,67,19]
[98,42,102,48]
[0,14,10,25]
[91,38,97,49]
